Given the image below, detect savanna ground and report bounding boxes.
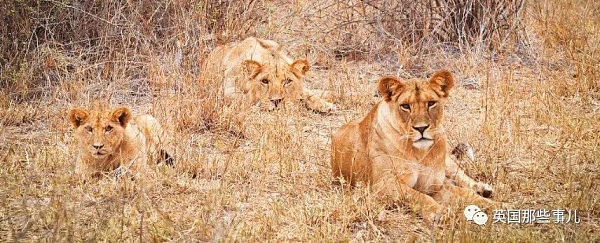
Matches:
[1,0,599,241]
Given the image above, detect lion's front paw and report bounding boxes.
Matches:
[308,99,336,114]
[319,101,337,113]
[424,203,448,224]
[476,182,493,198]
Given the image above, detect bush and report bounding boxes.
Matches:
[0,0,266,103]
[301,0,525,60]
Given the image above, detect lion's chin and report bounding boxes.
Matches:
[412,138,434,150]
[90,151,109,159]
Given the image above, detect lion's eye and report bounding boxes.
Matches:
[105,125,113,132]
[85,126,93,133]
[283,78,292,86]
[261,79,269,85]
[428,101,437,108]
[400,104,411,111]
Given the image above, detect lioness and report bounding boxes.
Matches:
[204,37,335,112]
[331,70,498,222]
[68,105,174,178]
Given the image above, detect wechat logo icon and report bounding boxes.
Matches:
[464,205,488,226]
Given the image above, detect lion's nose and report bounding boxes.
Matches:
[271,98,283,107]
[413,125,429,134]
[93,144,104,150]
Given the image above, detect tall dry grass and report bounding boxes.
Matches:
[0,0,598,241]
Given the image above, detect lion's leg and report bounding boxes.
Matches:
[75,159,99,180]
[124,156,152,179]
[445,142,494,198]
[135,115,174,166]
[433,183,501,210]
[372,175,443,223]
[445,155,493,198]
[301,89,335,113]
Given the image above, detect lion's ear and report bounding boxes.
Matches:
[68,108,89,128]
[291,59,310,75]
[428,70,455,98]
[256,38,281,51]
[110,107,132,127]
[242,60,262,78]
[378,76,404,102]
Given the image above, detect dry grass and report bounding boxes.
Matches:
[1,0,599,241]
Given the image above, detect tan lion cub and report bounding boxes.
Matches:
[204,37,335,112]
[69,105,173,178]
[331,70,499,222]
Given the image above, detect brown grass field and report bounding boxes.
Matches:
[1,0,599,241]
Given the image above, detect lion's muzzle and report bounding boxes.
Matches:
[412,124,434,149]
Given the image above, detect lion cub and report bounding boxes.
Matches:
[68,105,173,178]
[331,70,499,222]
[204,37,335,112]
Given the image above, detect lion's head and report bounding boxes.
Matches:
[68,106,132,160]
[242,58,309,110]
[377,70,455,150]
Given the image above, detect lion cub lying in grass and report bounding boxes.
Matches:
[69,105,173,178]
[204,37,335,112]
[331,70,500,222]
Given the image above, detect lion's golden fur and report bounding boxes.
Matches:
[204,37,335,112]
[331,70,498,222]
[68,105,173,178]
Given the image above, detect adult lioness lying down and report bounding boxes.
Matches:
[69,105,174,178]
[331,70,500,222]
[204,37,335,112]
